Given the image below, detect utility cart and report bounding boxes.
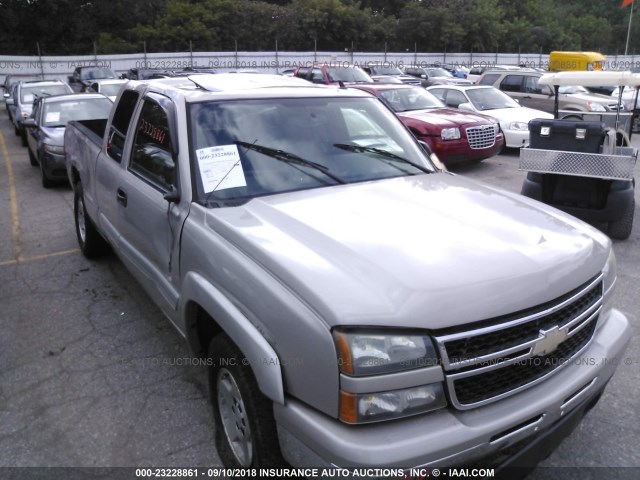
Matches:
[520,71,638,239]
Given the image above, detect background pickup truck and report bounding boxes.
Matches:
[65,73,630,473]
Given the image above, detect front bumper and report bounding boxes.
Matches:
[503,129,530,149]
[274,308,630,469]
[432,135,504,165]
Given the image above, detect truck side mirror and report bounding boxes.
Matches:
[23,118,37,127]
[163,185,180,204]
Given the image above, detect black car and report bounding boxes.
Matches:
[23,93,113,187]
[68,66,118,92]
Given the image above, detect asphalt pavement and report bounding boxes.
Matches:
[0,105,638,479]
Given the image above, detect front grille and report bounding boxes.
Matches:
[453,319,596,405]
[433,275,603,409]
[606,104,625,111]
[466,124,498,149]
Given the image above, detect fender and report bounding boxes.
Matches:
[181,271,285,405]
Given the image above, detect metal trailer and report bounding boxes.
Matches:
[520,71,638,239]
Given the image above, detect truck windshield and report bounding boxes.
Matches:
[189,96,435,206]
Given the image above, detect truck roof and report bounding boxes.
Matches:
[135,73,373,102]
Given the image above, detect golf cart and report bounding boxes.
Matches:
[520,71,637,239]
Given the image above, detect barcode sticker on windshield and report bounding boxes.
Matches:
[196,144,246,193]
[46,112,60,123]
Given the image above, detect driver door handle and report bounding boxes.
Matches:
[117,188,128,207]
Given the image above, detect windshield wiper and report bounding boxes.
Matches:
[333,143,433,174]
[235,140,346,184]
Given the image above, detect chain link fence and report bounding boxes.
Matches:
[2,50,640,84]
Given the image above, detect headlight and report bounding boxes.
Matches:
[334,329,447,423]
[441,127,461,140]
[44,144,65,155]
[340,384,447,424]
[587,102,606,112]
[509,121,529,131]
[334,330,439,376]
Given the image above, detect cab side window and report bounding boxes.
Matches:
[500,75,525,93]
[310,68,324,83]
[129,99,175,191]
[477,73,501,86]
[524,76,545,94]
[107,90,139,162]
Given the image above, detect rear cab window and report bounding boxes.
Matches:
[108,90,139,162]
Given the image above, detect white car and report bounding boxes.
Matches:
[427,85,553,148]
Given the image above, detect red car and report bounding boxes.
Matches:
[353,84,504,165]
[293,63,373,85]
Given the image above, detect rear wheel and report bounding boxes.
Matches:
[74,183,109,257]
[208,334,285,468]
[20,130,27,146]
[608,197,635,240]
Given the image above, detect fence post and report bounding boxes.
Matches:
[314,38,317,63]
[190,40,193,66]
[235,39,239,69]
[414,43,417,65]
[275,39,279,72]
[36,42,45,79]
[539,47,542,69]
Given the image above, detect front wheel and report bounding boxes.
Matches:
[40,161,54,189]
[28,147,38,166]
[608,197,635,240]
[208,334,285,468]
[74,183,109,258]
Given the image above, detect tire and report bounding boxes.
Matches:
[40,161,54,189]
[28,147,38,166]
[208,334,285,468]
[608,197,635,240]
[74,183,109,258]
[14,124,20,136]
[20,130,27,147]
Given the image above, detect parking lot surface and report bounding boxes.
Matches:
[0,105,638,478]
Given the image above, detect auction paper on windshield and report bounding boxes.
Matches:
[196,145,247,192]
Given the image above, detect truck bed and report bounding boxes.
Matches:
[65,119,108,191]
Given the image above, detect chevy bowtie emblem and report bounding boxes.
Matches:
[531,325,568,357]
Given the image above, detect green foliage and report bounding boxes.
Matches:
[0,0,639,55]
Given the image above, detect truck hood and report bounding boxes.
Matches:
[399,108,496,128]
[206,174,609,330]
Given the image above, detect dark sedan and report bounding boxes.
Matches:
[24,93,113,187]
[353,84,504,165]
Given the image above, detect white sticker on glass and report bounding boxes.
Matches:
[45,112,61,123]
[196,144,246,193]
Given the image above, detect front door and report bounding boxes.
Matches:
[117,93,188,321]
